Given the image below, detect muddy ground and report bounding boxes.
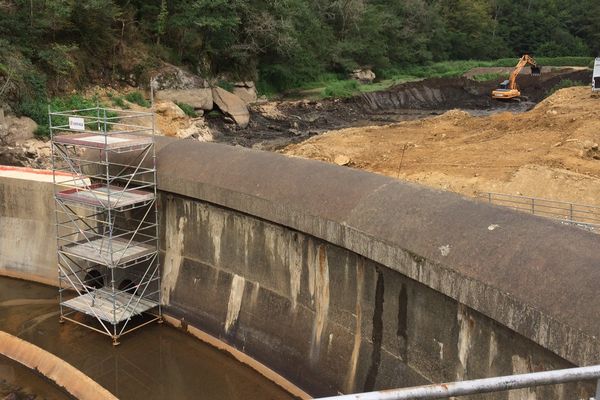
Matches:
[208,68,591,150]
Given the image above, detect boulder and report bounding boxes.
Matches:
[0,115,37,146]
[155,89,213,111]
[334,155,351,166]
[350,68,376,84]
[233,81,258,104]
[212,87,250,128]
[150,63,209,90]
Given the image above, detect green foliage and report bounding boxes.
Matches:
[175,102,197,117]
[109,95,129,109]
[321,80,359,98]
[21,94,104,137]
[124,91,150,107]
[472,73,509,82]
[494,57,593,67]
[217,80,234,92]
[547,79,588,96]
[0,0,597,105]
[38,44,77,76]
[156,0,169,44]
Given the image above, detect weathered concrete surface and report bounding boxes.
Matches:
[0,167,58,285]
[154,139,600,362]
[159,193,592,398]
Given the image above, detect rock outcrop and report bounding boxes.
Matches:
[151,63,209,90]
[155,89,213,111]
[212,87,250,128]
[0,115,37,146]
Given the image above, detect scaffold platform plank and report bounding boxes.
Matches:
[60,237,156,266]
[62,290,157,323]
[53,133,152,151]
[57,184,154,209]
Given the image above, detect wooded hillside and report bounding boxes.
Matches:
[1,0,598,99]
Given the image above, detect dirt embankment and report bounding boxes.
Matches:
[283,86,600,205]
[359,69,591,111]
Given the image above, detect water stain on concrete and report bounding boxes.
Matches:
[345,259,364,393]
[225,274,246,334]
[162,201,187,305]
[397,282,408,360]
[307,239,316,305]
[364,268,384,392]
[310,245,330,364]
[288,233,303,310]
[209,212,225,266]
[457,304,473,380]
[509,355,537,400]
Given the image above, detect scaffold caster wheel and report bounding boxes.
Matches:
[59,317,65,324]
[158,317,164,324]
[112,338,120,347]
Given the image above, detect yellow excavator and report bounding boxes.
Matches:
[491,54,541,100]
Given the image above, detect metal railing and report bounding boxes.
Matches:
[477,191,600,232]
[317,364,600,400]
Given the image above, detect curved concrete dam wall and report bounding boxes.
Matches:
[1,140,600,398]
[154,139,598,397]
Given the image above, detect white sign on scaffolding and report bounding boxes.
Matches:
[68,117,85,131]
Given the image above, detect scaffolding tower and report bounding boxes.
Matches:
[50,105,161,345]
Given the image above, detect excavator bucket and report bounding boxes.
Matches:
[531,66,541,76]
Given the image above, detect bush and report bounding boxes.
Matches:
[217,80,235,92]
[19,94,118,137]
[321,80,359,98]
[175,101,197,117]
[547,79,588,96]
[124,91,150,107]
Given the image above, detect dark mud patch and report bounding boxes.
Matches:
[207,68,591,151]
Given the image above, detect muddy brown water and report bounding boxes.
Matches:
[0,353,72,399]
[0,276,294,400]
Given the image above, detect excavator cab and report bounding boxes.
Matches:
[498,80,510,90]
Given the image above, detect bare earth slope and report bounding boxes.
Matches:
[283,86,600,204]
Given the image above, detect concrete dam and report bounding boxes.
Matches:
[0,137,599,399]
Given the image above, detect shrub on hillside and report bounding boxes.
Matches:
[125,91,150,107]
[321,80,359,98]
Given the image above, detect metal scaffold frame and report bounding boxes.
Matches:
[50,105,161,345]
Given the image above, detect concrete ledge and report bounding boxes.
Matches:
[0,330,117,400]
[154,138,600,366]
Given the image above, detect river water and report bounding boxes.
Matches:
[0,276,294,400]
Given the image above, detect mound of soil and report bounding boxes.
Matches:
[283,86,600,205]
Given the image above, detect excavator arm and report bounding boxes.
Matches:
[507,54,540,90]
[492,54,541,100]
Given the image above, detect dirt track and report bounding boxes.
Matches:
[283,86,600,205]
